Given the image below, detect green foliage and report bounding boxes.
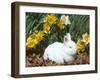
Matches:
[26,12,89,48]
[26,12,47,38]
[69,15,89,42]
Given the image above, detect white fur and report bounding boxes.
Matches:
[43,33,77,64]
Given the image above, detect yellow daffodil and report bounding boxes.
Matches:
[26,36,33,42]
[56,20,65,29]
[26,31,45,48]
[76,39,85,50]
[76,39,85,55]
[82,33,89,45]
[33,39,39,45]
[26,37,36,48]
[35,31,45,42]
[76,33,89,55]
[43,23,51,33]
[44,14,57,25]
[60,15,71,26]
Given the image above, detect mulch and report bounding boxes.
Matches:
[26,51,89,67]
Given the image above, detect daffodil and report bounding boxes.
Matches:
[44,14,57,25]
[26,31,45,48]
[76,33,89,55]
[43,23,51,33]
[35,31,45,42]
[82,33,89,45]
[76,39,85,50]
[60,15,71,26]
[76,39,85,55]
[26,37,36,48]
[33,39,39,45]
[56,20,65,29]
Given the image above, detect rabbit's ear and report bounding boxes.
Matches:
[66,33,71,40]
[64,33,71,44]
[64,36,68,45]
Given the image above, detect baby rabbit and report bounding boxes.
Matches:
[43,33,77,64]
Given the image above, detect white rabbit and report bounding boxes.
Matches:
[43,33,77,64]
